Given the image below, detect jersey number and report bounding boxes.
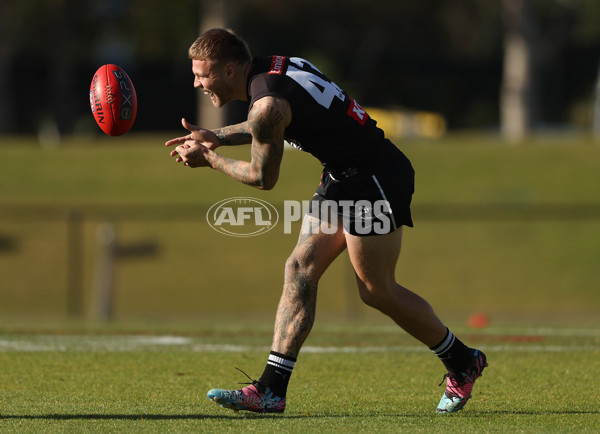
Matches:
[286,57,345,109]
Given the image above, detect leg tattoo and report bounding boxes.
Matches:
[271,219,345,357]
[273,252,318,357]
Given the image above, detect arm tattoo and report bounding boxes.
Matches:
[248,100,286,143]
[206,97,290,189]
[213,122,252,146]
[247,98,289,188]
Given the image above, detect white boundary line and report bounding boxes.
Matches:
[0,335,598,353]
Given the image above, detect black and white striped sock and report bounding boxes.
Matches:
[258,351,296,397]
[430,328,471,373]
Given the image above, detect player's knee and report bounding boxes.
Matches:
[358,286,381,308]
[285,254,317,282]
[357,280,391,309]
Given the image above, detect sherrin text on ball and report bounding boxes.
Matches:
[89,64,137,136]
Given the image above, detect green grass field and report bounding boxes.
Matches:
[0,322,599,432]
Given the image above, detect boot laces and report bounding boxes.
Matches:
[234,367,268,396]
[438,358,483,387]
[438,370,472,387]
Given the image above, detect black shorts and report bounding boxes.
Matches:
[309,141,415,236]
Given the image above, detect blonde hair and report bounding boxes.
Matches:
[188,28,252,66]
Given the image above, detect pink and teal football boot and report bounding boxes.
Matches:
[436,349,488,413]
[207,371,286,414]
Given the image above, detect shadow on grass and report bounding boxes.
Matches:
[0,414,241,421]
[1,409,598,420]
[475,410,600,416]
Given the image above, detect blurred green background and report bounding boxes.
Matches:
[1,0,600,326]
[1,135,599,325]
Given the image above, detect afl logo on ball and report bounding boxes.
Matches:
[207,197,279,237]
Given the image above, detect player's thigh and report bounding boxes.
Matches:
[286,214,347,280]
[345,227,403,287]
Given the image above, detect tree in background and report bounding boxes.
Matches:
[501,0,537,142]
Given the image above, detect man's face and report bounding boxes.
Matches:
[192,58,233,108]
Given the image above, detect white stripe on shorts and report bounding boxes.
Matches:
[371,175,397,231]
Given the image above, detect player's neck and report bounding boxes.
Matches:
[234,62,253,102]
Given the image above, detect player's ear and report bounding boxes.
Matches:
[224,61,236,79]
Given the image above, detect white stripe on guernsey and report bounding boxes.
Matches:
[268,354,295,372]
[371,175,397,231]
[432,331,456,355]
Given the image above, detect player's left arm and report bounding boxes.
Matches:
[171,96,291,190]
[208,96,290,189]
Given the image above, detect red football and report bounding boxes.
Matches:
[89,64,137,136]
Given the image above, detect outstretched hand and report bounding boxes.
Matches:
[165,118,221,150]
[166,118,219,168]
